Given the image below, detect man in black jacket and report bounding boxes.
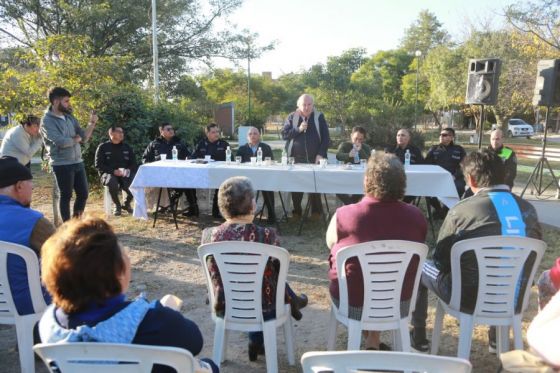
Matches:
[425,127,466,218]
[385,128,423,165]
[142,122,198,217]
[193,123,230,218]
[95,126,137,215]
[410,150,542,353]
[236,127,276,223]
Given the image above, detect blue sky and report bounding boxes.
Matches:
[214,0,517,77]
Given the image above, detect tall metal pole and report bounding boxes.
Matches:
[414,50,422,130]
[247,53,251,123]
[152,0,159,102]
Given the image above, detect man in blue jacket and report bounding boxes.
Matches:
[0,157,54,315]
[41,87,98,221]
[282,94,330,218]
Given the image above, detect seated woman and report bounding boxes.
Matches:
[326,153,427,350]
[201,176,308,362]
[38,216,217,373]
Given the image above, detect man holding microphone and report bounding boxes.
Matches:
[281,93,330,218]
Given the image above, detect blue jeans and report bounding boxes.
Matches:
[52,162,89,221]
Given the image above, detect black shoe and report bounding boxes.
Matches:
[212,207,222,219]
[113,206,122,216]
[410,328,430,353]
[123,202,133,214]
[267,214,277,224]
[248,341,265,361]
[488,326,497,354]
[290,294,308,321]
[182,204,199,217]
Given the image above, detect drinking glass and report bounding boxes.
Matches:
[235,156,242,165]
[250,156,257,166]
[265,157,272,166]
[288,157,295,166]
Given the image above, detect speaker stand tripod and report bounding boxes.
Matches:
[520,106,560,198]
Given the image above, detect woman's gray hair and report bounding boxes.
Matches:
[364,153,406,201]
[218,176,255,219]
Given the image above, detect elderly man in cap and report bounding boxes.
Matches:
[0,157,54,314]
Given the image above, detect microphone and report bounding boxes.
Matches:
[302,116,308,133]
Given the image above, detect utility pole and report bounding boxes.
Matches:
[247,46,251,123]
[152,0,159,102]
[414,50,422,130]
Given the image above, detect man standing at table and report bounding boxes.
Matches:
[41,87,98,221]
[385,128,423,165]
[425,127,465,218]
[410,150,542,353]
[95,126,137,216]
[142,122,198,217]
[193,123,230,218]
[282,93,330,218]
[236,127,276,223]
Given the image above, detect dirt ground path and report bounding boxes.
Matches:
[2,168,556,372]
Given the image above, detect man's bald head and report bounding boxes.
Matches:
[297,94,314,117]
[490,128,504,150]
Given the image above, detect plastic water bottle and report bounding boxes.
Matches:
[353,145,360,164]
[257,147,263,166]
[172,146,178,161]
[225,146,231,165]
[404,149,411,167]
[281,148,288,166]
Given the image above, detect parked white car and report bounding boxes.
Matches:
[507,118,534,138]
[492,119,534,138]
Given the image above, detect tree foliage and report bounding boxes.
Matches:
[400,10,451,56]
[0,0,245,81]
[505,0,560,51]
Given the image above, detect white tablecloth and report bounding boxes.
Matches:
[130,161,459,219]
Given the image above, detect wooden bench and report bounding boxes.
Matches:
[508,145,560,162]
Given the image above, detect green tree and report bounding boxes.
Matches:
[505,0,560,51]
[400,10,451,56]
[305,48,368,133]
[0,0,245,82]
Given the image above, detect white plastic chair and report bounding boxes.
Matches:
[430,236,546,359]
[327,240,428,351]
[198,241,295,373]
[33,342,207,373]
[0,240,49,373]
[301,350,472,373]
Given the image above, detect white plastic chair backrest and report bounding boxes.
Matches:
[448,236,546,318]
[0,240,48,322]
[198,241,290,324]
[335,240,428,324]
[33,342,204,373]
[301,350,472,373]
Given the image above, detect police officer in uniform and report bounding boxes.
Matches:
[193,123,231,218]
[489,128,517,189]
[95,126,137,215]
[425,127,466,218]
[385,128,424,165]
[142,122,198,216]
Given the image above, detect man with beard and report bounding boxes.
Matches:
[0,157,54,314]
[41,87,98,221]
